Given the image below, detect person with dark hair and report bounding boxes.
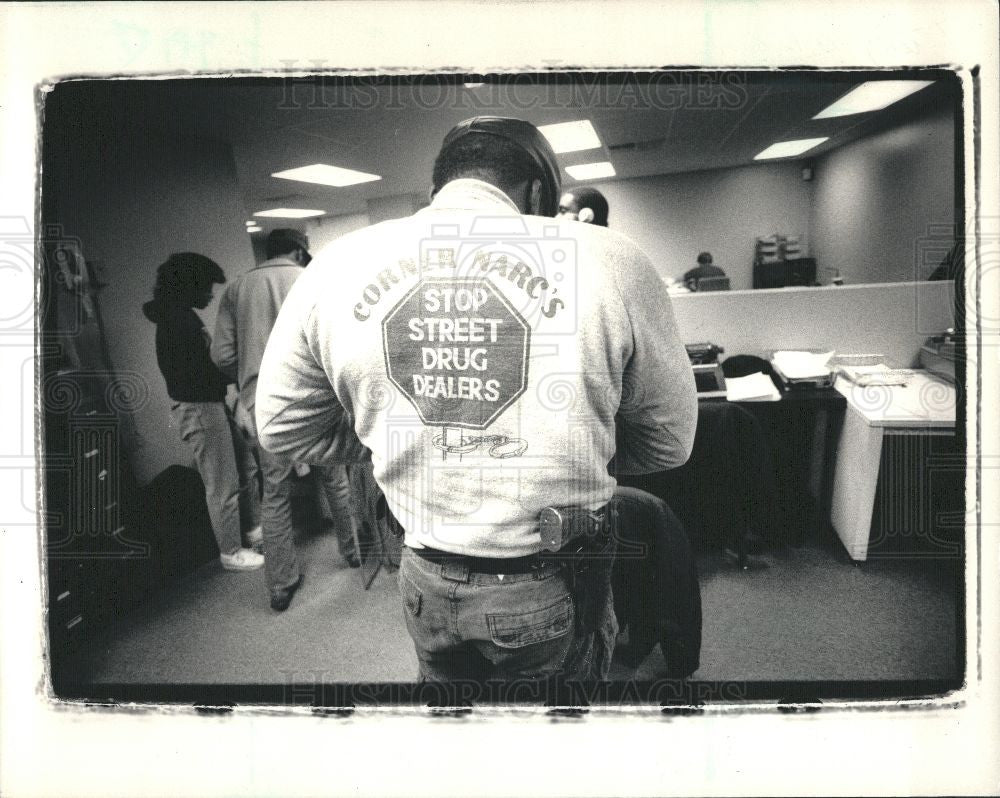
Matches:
[142,253,265,573]
[264,227,313,265]
[212,229,358,612]
[683,251,728,290]
[557,186,610,227]
[255,116,696,685]
[430,130,548,209]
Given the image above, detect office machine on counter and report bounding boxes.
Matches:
[919,330,957,384]
[769,350,834,390]
[685,342,724,365]
[685,342,727,395]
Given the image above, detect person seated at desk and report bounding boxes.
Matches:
[556,186,610,227]
[683,252,729,291]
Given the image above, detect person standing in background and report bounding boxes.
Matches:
[142,253,265,573]
[212,229,359,612]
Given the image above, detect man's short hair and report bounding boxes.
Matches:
[572,187,610,227]
[432,133,545,201]
[697,251,714,265]
[266,228,310,260]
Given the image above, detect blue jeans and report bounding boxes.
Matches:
[397,546,617,685]
[228,410,262,538]
[242,406,356,592]
[257,446,300,592]
[171,401,245,557]
[313,464,359,560]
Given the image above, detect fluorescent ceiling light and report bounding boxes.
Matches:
[246,225,263,233]
[245,220,256,226]
[813,80,934,119]
[565,161,616,180]
[754,138,829,160]
[273,163,381,187]
[253,208,326,219]
[538,120,602,154]
[464,82,484,88]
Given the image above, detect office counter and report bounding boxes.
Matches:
[830,372,958,561]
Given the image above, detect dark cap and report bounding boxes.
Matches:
[267,228,310,254]
[697,251,713,265]
[439,116,561,216]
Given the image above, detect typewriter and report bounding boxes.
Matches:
[685,342,724,365]
[686,343,726,395]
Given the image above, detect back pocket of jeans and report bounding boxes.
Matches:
[486,596,573,649]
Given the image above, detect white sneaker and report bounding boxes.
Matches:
[220,548,265,571]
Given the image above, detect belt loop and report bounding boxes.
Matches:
[440,561,471,583]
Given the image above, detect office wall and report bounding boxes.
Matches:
[810,105,956,285]
[670,280,955,367]
[305,212,372,258]
[46,116,254,485]
[587,162,812,290]
[303,192,428,258]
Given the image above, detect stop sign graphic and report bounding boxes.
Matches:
[382,277,530,429]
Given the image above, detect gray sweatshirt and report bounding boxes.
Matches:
[256,179,696,557]
[210,256,304,418]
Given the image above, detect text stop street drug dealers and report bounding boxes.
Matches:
[408,285,503,402]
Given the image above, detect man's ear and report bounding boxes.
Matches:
[527,179,542,215]
[577,207,595,224]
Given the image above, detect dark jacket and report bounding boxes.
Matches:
[621,401,776,552]
[683,263,726,281]
[611,486,702,679]
[142,299,228,403]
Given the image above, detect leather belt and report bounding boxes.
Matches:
[406,505,613,575]
[409,546,554,575]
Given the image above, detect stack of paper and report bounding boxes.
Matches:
[771,350,834,380]
[725,372,781,402]
[756,235,781,264]
[781,234,803,259]
[835,365,911,387]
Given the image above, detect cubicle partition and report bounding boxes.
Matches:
[670,280,955,367]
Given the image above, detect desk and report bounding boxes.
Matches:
[829,372,957,561]
[704,378,847,541]
[622,377,846,565]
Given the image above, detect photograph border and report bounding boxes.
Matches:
[2,3,997,796]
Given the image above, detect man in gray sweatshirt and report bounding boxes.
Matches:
[255,117,696,685]
[212,229,358,612]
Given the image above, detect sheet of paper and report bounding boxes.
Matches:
[772,350,834,379]
[835,365,911,386]
[725,372,781,402]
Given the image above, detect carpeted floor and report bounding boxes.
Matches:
[71,521,961,687]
